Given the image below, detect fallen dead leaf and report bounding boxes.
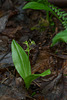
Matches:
[62,60,67,74]
[0,10,6,18]
[0,96,20,100]
[2,26,22,38]
[32,50,54,74]
[0,15,9,32]
[2,0,13,11]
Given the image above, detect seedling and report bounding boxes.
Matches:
[11,40,51,89]
[23,40,35,58]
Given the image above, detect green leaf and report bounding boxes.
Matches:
[51,30,67,46]
[23,2,62,23]
[25,69,51,89]
[11,40,31,80]
[11,40,51,89]
[23,2,51,11]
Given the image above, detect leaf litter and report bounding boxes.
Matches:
[0,0,67,100]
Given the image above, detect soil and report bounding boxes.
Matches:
[0,0,67,100]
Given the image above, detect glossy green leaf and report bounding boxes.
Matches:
[11,40,31,80]
[25,69,51,89]
[23,2,62,23]
[11,40,51,89]
[23,2,51,11]
[51,30,67,46]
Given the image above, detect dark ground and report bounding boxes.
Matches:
[0,0,67,100]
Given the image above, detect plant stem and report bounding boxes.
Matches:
[28,51,29,59]
[46,11,49,21]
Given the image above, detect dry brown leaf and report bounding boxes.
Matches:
[2,26,22,38]
[32,50,53,74]
[0,96,20,100]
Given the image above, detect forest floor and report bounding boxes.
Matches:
[0,0,67,100]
